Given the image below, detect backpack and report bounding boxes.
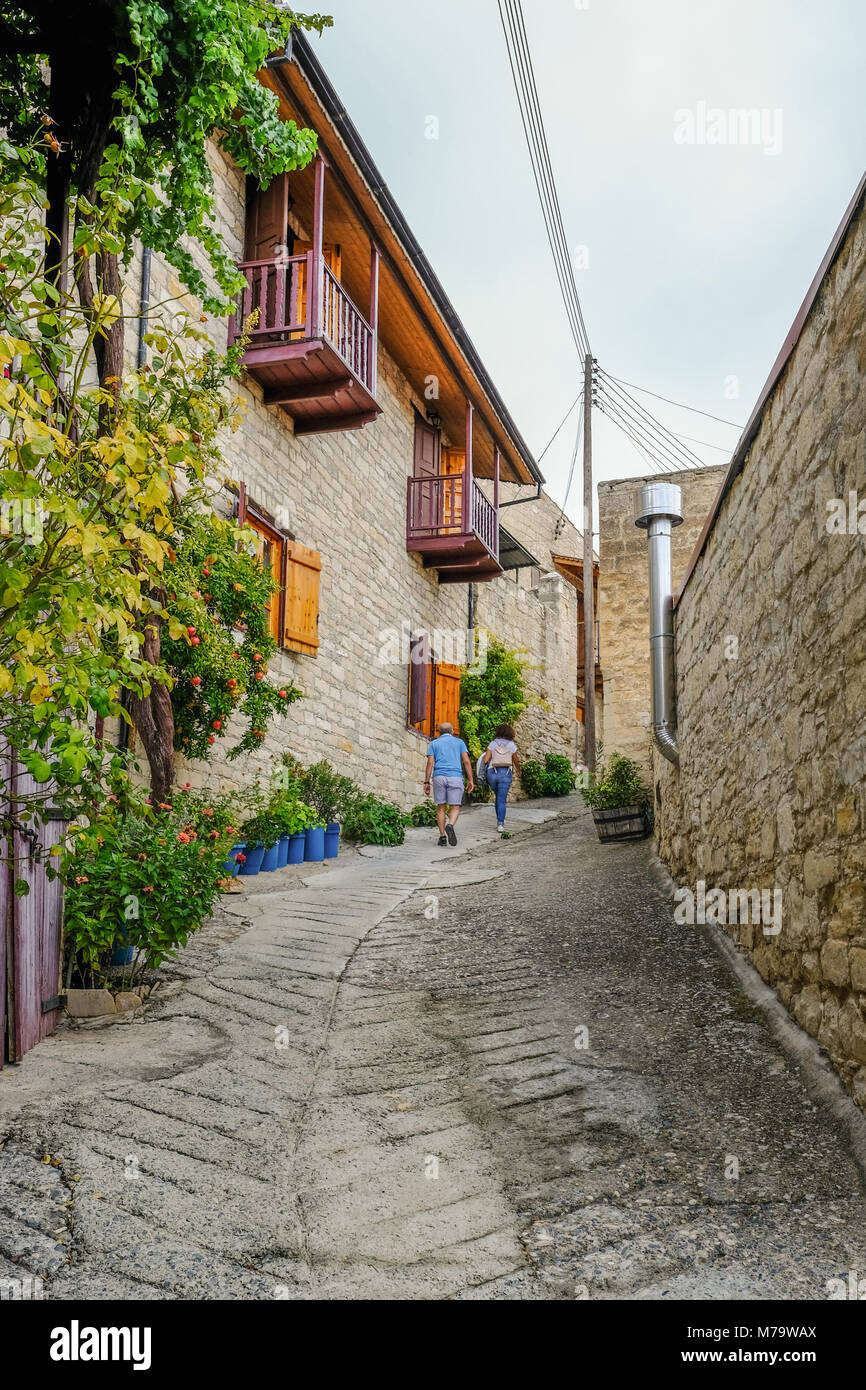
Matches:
[475,753,488,786]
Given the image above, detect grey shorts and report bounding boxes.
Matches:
[432,775,464,806]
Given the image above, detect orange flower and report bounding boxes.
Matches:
[177,832,191,844]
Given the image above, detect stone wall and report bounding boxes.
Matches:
[597,466,726,769]
[124,143,579,808]
[655,190,866,1108]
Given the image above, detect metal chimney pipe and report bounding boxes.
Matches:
[635,482,684,767]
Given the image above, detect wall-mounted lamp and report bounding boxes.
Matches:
[425,408,442,429]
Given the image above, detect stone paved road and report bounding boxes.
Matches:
[2,796,866,1300]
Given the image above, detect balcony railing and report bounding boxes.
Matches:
[407,474,499,562]
[230,252,376,396]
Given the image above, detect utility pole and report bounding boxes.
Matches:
[582,352,597,772]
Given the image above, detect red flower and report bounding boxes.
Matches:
[203,566,211,577]
[233,652,240,659]
[74,875,89,885]
[177,832,191,843]
[255,672,264,681]
[202,808,213,816]
[227,679,237,690]
[187,626,196,636]
[212,720,222,730]
[207,735,215,745]
[253,653,262,662]
[191,676,201,686]
[143,886,154,893]
[279,690,288,699]
[191,636,200,646]
[236,853,246,864]
[183,782,191,789]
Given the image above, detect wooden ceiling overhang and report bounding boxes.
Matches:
[551,553,600,594]
[259,41,543,487]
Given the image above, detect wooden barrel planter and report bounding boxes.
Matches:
[591,804,652,844]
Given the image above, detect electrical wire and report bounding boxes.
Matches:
[536,392,582,464]
[497,0,591,361]
[605,373,744,428]
[596,370,704,471]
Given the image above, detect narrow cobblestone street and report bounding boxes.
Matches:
[2,798,866,1301]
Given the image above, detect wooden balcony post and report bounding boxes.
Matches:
[369,242,380,395]
[493,447,501,560]
[310,153,326,338]
[465,399,473,535]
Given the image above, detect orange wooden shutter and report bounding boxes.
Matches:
[433,662,462,735]
[284,541,321,655]
[441,448,465,534]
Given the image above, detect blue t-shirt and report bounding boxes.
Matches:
[427,734,468,778]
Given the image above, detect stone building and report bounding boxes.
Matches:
[597,466,726,769]
[645,172,866,1107]
[123,32,586,808]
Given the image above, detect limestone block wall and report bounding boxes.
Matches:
[597,466,726,769]
[655,190,866,1108]
[124,143,579,808]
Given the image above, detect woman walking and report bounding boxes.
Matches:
[482,724,521,832]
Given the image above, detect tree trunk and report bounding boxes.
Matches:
[126,610,176,804]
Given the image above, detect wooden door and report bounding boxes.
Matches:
[1,752,66,1067]
[291,243,342,340]
[246,174,289,261]
[413,414,441,533]
[433,662,461,735]
[441,448,465,534]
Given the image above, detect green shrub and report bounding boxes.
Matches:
[520,759,547,799]
[240,811,282,849]
[300,760,359,824]
[269,794,320,837]
[406,800,438,827]
[459,635,532,759]
[343,793,406,846]
[62,805,234,989]
[520,753,578,798]
[542,753,577,796]
[579,753,650,811]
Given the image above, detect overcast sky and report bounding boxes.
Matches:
[307,0,865,533]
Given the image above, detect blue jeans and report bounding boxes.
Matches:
[487,766,512,824]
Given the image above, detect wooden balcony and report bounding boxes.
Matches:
[229,252,380,435]
[407,474,503,583]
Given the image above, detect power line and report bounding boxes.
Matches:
[597,371,705,471]
[497,0,591,361]
[605,373,744,428]
[536,392,581,463]
[597,399,679,474]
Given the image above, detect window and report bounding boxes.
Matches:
[407,633,461,737]
[239,489,321,657]
[247,514,284,642]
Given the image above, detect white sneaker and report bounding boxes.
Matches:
[497,823,505,832]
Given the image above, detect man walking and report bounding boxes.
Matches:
[424,722,474,846]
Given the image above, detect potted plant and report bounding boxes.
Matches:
[238,813,281,874]
[579,752,653,843]
[270,794,320,865]
[298,761,357,856]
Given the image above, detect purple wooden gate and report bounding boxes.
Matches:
[1,752,67,1068]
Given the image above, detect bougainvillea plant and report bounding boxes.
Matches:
[162,506,302,762]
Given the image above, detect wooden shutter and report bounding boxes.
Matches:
[246,175,289,261]
[441,448,465,534]
[283,541,321,655]
[413,414,441,533]
[433,662,461,735]
[408,634,432,735]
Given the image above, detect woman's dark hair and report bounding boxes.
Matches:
[494,724,515,741]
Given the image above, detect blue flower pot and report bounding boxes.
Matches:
[239,842,266,876]
[287,832,305,865]
[223,842,247,878]
[261,842,281,872]
[111,929,135,968]
[324,822,340,859]
[304,823,325,863]
[277,834,290,868]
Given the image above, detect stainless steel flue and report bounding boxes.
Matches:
[635,482,684,767]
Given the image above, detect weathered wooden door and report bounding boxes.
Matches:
[441,448,465,535]
[1,754,67,1067]
[413,414,441,533]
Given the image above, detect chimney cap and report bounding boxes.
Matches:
[635,481,684,529]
